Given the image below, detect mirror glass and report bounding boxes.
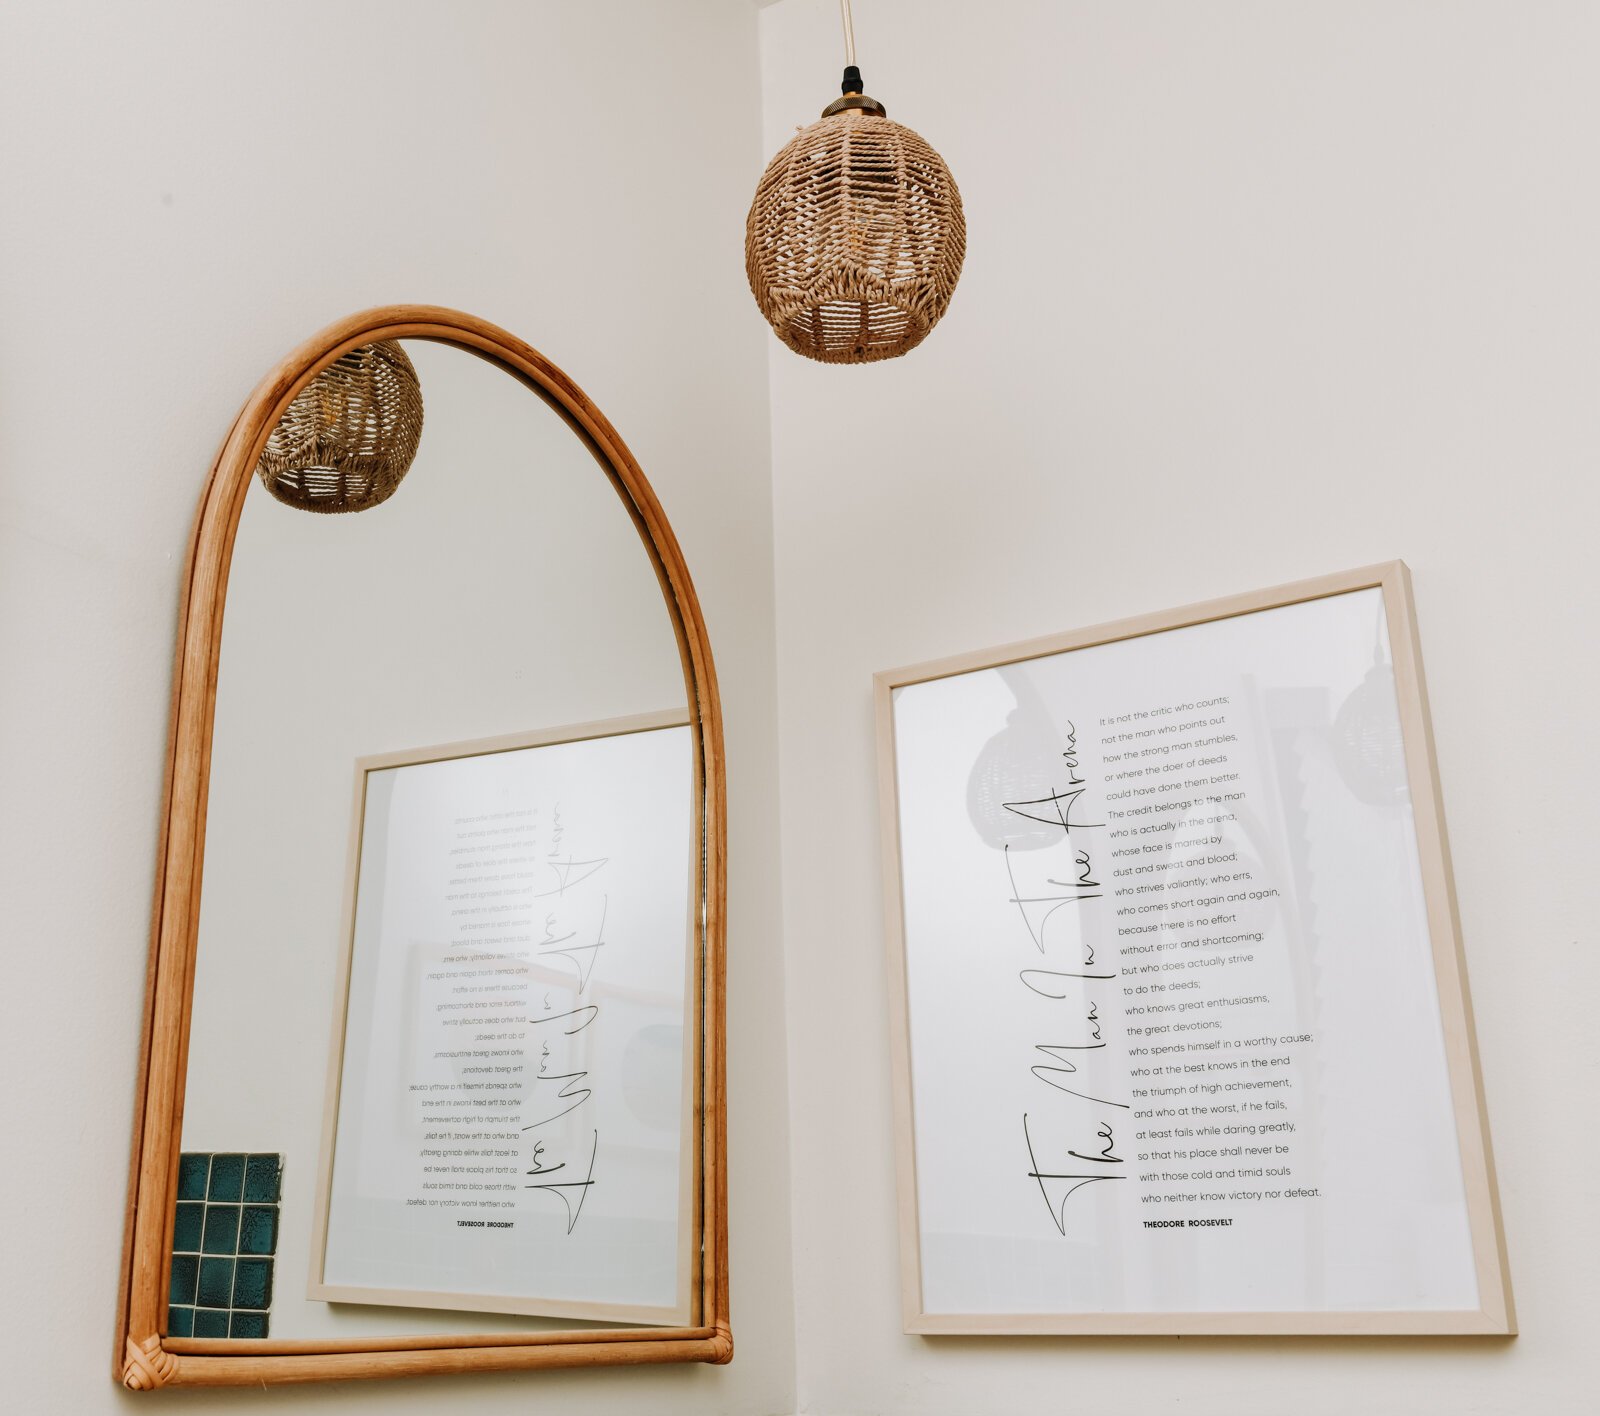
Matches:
[177,340,697,1341]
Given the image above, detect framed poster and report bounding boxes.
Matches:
[876,563,1512,1335]
[308,710,698,1324]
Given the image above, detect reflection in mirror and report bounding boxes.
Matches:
[178,340,695,1342]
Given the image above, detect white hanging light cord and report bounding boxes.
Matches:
[839,0,857,68]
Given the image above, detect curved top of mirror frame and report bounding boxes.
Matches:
[117,307,728,1389]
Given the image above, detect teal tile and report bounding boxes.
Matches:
[192,1307,229,1338]
[243,1154,282,1204]
[239,1205,279,1256]
[207,1153,245,1201]
[229,1311,269,1339]
[172,1201,204,1253]
[232,1257,274,1311]
[177,1153,210,1201]
[202,1204,240,1255]
[197,1257,234,1308]
[166,1306,194,1337]
[168,1254,198,1306]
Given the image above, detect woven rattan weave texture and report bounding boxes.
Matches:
[746,109,965,364]
[255,340,424,512]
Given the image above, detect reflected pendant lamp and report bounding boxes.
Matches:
[1331,601,1410,808]
[1332,655,1410,807]
[255,340,424,513]
[746,0,966,364]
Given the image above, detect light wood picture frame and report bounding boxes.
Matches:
[306,711,700,1327]
[875,563,1512,1336]
[115,307,731,1389]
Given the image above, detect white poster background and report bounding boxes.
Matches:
[891,589,1478,1316]
[320,723,695,1321]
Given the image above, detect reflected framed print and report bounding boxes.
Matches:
[309,710,697,1324]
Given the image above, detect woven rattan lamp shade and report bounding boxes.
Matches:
[255,340,424,512]
[746,105,965,364]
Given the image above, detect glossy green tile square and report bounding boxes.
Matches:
[202,1203,241,1255]
[243,1154,282,1204]
[207,1153,246,1201]
[229,1310,269,1339]
[232,1257,274,1312]
[192,1307,229,1338]
[172,1200,205,1253]
[166,1305,194,1337]
[168,1253,199,1306]
[238,1205,279,1257]
[197,1256,234,1309]
[177,1153,210,1201]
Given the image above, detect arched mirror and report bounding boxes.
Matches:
[117,308,728,1388]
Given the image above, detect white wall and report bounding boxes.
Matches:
[0,2,794,1412]
[760,2,1596,1413]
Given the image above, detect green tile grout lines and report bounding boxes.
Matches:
[167,1152,281,1339]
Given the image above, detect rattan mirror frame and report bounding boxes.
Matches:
[115,306,730,1388]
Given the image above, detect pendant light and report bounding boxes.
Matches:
[746,0,966,364]
[255,340,424,513]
